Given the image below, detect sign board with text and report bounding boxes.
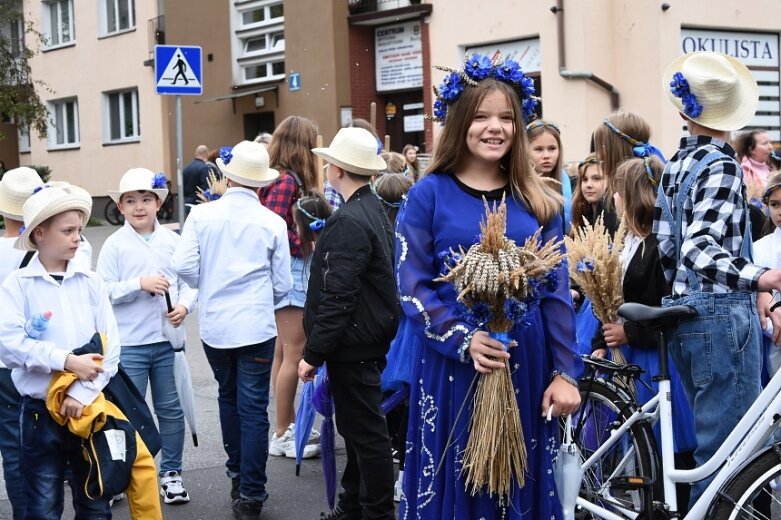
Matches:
[375,21,423,92]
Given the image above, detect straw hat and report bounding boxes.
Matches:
[312,128,387,176]
[217,141,279,188]
[663,51,758,132]
[107,168,169,203]
[15,185,92,251]
[0,167,44,220]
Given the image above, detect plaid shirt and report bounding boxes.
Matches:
[323,180,344,210]
[653,136,767,297]
[258,171,302,257]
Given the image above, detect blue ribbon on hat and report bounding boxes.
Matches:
[670,72,703,119]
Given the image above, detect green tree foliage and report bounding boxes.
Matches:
[0,0,49,140]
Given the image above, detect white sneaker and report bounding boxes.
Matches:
[160,471,190,504]
[270,423,322,458]
[269,425,295,457]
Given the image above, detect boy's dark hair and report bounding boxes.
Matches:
[343,169,372,183]
[119,190,160,203]
[293,190,333,256]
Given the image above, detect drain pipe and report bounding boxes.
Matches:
[553,0,620,110]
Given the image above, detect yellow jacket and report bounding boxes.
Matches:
[47,351,162,520]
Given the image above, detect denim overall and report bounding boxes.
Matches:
[657,150,762,504]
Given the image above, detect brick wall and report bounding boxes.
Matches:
[348,25,386,137]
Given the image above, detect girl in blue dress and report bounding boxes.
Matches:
[395,57,583,519]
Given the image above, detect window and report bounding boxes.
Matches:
[8,15,24,58]
[42,0,74,48]
[104,89,140,143]
[231,1,285,85]
[18,125,30,153]
[48,97,79,148]
[99,0,135,36]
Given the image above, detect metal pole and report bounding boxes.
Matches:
[176,95,185,231]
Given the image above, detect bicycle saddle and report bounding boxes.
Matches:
[618,302,696,325]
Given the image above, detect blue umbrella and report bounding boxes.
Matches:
[294,370,318,476]
[312,366,337,509]
[381,386,409,415]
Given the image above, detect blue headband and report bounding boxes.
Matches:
[602,119,666,186]
[296,199,326,231]
[370,181,402,209]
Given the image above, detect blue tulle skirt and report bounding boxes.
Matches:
[381,315,421,392]
[621,345,697,453]
[575,298,600,356]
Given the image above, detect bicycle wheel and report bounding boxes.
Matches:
[708,446,780,520]
[568,376,659,519]
[103,200,124,226]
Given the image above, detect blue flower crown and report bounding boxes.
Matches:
[431,54,539,124]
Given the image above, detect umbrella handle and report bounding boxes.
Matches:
[563,414,573,445]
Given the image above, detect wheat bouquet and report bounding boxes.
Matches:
[435,197,564,501]
[196,170,228,204]
[565,216,628,366]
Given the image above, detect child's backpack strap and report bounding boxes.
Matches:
[656,150,726,290]
[19,251,34,269]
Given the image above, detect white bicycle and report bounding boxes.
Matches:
[568,301,781,519]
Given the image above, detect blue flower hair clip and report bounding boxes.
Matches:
[670,72,703,119]
[219,146,233,165]
[430,53,539,125]
[152,173,167,189]
[603,119,666,186]
[296,199,326,231]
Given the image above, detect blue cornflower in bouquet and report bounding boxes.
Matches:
[219,146,233,165]
[439,72,464,102]
[464,54,493,81]
[576,258,595,273]
[152,173,167,189]
[503,298,528,323]
[464,301,493,327]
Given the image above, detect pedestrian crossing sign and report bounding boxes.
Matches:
[155,45,203,95]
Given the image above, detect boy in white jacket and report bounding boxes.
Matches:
[0,184,120,519]
[97,168,196,504]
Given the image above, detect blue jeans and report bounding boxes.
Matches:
[664,291,761,504]
[120,342,184,475]
[0,368,24,519]
[20,397,112,519]
[203,338,274,503]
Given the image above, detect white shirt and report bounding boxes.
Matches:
[96,220,198,347]
[754,227,781,269]
[173,187,292,348]
[0,257,120,404]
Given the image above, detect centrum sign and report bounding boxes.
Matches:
[375,21,423,92]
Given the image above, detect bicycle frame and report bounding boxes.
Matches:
[576,348,781,520]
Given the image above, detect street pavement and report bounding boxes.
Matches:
[0,221,385,519]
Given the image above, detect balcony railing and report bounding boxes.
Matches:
[348,0,420,15]
[147,15,165,60]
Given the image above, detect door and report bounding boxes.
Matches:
[243,112,275,141]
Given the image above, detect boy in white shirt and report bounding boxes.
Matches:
[174,140,291,520]
[0,184,121,519]
[97,168,196,505]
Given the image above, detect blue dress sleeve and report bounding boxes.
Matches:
[539,213,584,380]
[395,181,476,363]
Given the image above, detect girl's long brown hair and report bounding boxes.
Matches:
[593,111,651,211]
[426,79,562,224]
[267,116,319,192]
[614,156,663,237]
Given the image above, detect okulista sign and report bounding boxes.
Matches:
[681,29,779,67]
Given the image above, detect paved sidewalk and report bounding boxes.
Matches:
[0,222,389,519]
